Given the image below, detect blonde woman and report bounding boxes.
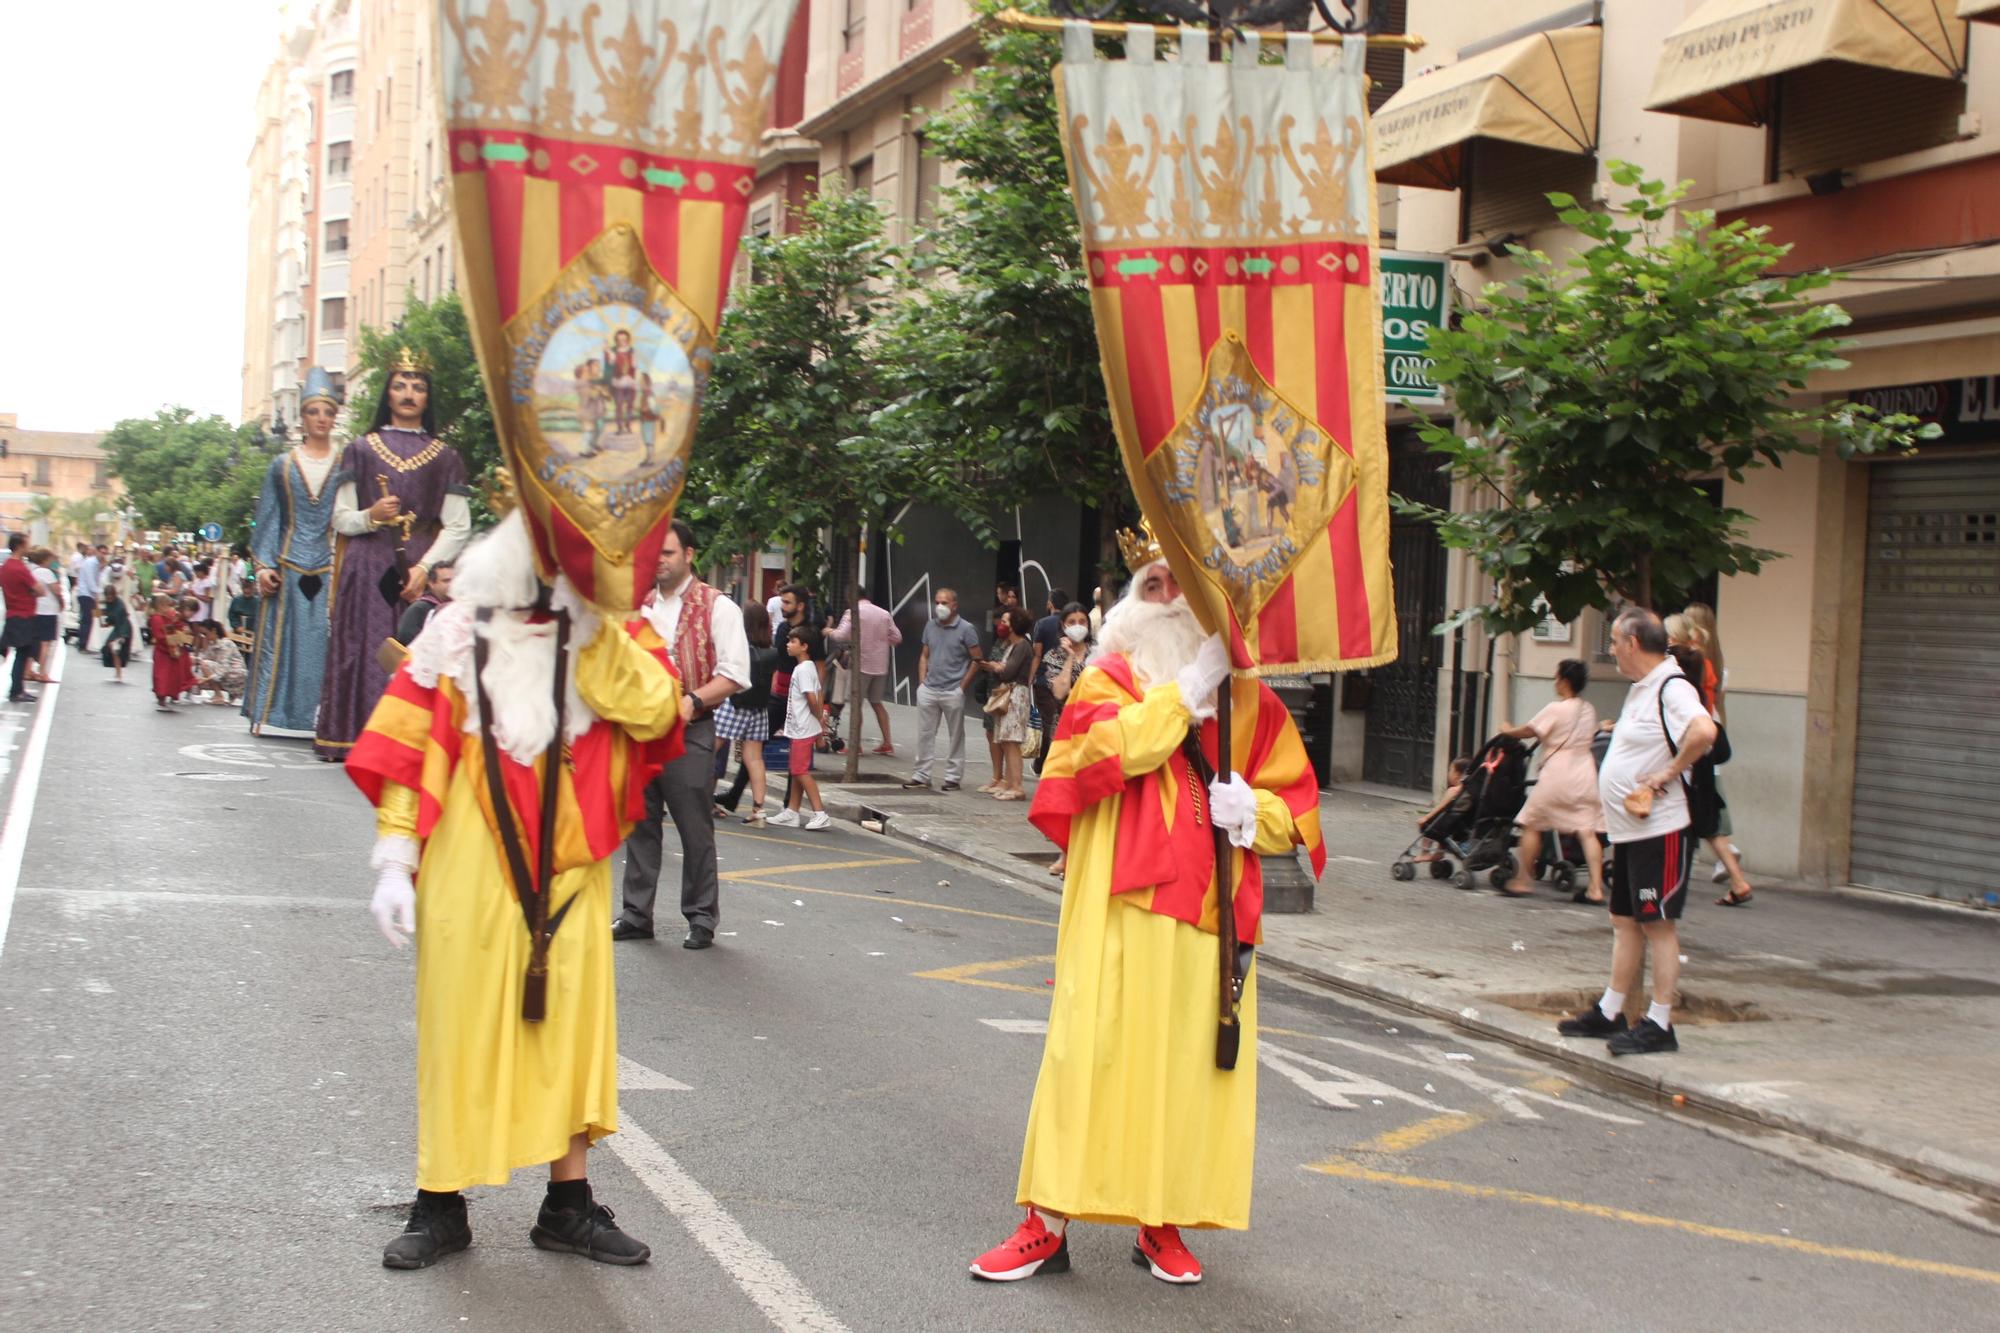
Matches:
[1666,613,1752,907]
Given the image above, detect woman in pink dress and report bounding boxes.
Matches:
[1500,659,1605,903]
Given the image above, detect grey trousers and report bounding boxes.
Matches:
[619,715,718,933]
[912,683,967,784]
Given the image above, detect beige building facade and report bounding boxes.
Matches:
[1373,1,2000,901]
[0,414,122,544]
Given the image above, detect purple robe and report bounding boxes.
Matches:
[315,428,467,761]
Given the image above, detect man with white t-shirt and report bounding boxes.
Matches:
[1559,608,1715,1057]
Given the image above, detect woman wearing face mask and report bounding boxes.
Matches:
[1037,604,1093,875]
[978,607,1036,799]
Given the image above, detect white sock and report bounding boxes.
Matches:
[1598,989,1625,1021]
[1034,1208,1067,1236]
[1647,1000,1673,1030]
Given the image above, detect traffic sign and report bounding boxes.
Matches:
[198,522,224,542]
[1380,251,1449,405]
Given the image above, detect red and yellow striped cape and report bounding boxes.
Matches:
[346,618,682,876]
[1030,654,1325,945]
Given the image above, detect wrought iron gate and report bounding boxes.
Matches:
[1363,434,1449,789]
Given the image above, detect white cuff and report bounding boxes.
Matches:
[370,835,421,874]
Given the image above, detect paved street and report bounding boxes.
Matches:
[4,653,1999,1332]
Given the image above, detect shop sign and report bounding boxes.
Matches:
[1851,376,2000,446]
[1380,251,1449,405]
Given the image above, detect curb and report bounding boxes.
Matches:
[821,792,2000,1208]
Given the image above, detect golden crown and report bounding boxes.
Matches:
[391,345,431,374]
[1116,518,1165,575]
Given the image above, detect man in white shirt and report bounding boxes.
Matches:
[615,520,749,950]
[1560,608,1716,1057]
[73,544,103,653]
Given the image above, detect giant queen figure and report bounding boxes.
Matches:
[317,350,472,761]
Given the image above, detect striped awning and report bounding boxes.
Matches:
[1647,0,1967,125]
[1372,26,1601,190]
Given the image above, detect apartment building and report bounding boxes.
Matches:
[1370,1,2000,900]
[240,0,359,432]
[0,415,121,542]
[348,0,421,360]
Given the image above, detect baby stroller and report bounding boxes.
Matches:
[1392,735,1533,890]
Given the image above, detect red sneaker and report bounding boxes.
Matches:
[1132,1225,1202,1284]
[969,1209,1070,1281]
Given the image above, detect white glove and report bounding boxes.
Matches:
[371,868,417,948]
[1208,774,1259,849]
[1175,633,1231,721]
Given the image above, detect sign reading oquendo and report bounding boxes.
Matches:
[1852,376,2000,446]
[1380,251,1448,405]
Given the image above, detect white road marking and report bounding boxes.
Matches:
[617,1055,692,1091]
[0,641,64,962]
[979,1018,1048,1035]
[177,741,327,771]
[606,1118,851,1333]
[1259,1044,1461,1114]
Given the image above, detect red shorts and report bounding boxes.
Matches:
[788,737,817,776]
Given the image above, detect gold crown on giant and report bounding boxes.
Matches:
[1117,518,1165,574]
[391,345,432,374]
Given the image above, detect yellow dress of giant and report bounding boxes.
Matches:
[1021,655,1323,1229]
[350,615,681,1192]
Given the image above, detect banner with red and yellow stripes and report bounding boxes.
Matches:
[442,1,800,611]
[1055,23,1395,673]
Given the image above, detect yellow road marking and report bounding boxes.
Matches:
[725,876,1058,929]
[716,827,838,848]
[912,955,1058,995]
[720,856,918,882]
[1307,1156,2000,1287]
[1356,1114,1481,1154]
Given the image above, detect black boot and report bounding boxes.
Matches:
[382,1191,472,1270]
[530,1180,651,1266]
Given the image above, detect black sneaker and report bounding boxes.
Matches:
[941,781,961,792]
[1556,1006,1627,1038]
[382,1193,472,1269]
[901,777,930,789]
[610,919,654,941]
[1607,1017,1678,1056]
[531,1199,651,1265]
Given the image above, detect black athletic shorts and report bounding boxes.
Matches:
[1611,828,1696,922]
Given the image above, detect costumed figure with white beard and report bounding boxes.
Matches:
[345,489,683,1271]
[969,523,1325,1287]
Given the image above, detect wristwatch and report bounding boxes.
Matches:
[688,694,709,721]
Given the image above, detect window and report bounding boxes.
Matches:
[1767,63,1965,182]
[324,219,349,254]
[1457,141,1595,244]
[34,458,51,486]
[849,155,873,200]
[329,69,354,103]
[93,462,110,490]
[913,133,942,234]
[843,0,866,54]
[1365,0,1409,114]
[422,255,432,299]
[327,140,351,179]
[322,297,346,335]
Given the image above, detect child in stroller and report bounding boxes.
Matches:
[1392,735,1533,890]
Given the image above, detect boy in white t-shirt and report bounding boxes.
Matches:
[766,626,832,831]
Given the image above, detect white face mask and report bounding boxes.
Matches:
[1064,624,1089,643]
[933,602,953,622]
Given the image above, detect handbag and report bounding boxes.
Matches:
[1657,676,1725,839]
[982,682,1016,716]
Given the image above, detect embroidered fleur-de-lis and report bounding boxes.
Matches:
[583,5,678,142]
[443,0,547,120]
[1072,115,1160,243]
[1278,113,1361,237]
[1192,114,1253,235]
[708,25,777,158]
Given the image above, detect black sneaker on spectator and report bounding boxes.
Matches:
[1556,1007,1627,1038]
[1607,1017,1678,1056]
[382,1192,472,1269]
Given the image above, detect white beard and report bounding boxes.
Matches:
[403,512,602,765]
[1097,585,1204,688]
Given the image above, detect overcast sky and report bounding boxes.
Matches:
[0,1,286,433]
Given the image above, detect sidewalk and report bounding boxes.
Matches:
[807,702,2000,1203]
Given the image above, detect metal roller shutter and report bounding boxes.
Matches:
[1850,456,2000,903]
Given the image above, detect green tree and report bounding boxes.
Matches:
[22,495,65,545]
[881,0,1135,576]
[63,498,109,543]
[101,408,269,541]
[351,291,502,523]
[689,183,980,777]
[1396,164,1937,633]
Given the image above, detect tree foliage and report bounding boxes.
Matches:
[101,408,269,541]
[351,291,503,522]
[1397,164,1937,632]
[880,0,1134,571]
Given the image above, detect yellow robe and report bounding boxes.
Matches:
[1016,679,1306,1230]
[373,621,680,1192]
